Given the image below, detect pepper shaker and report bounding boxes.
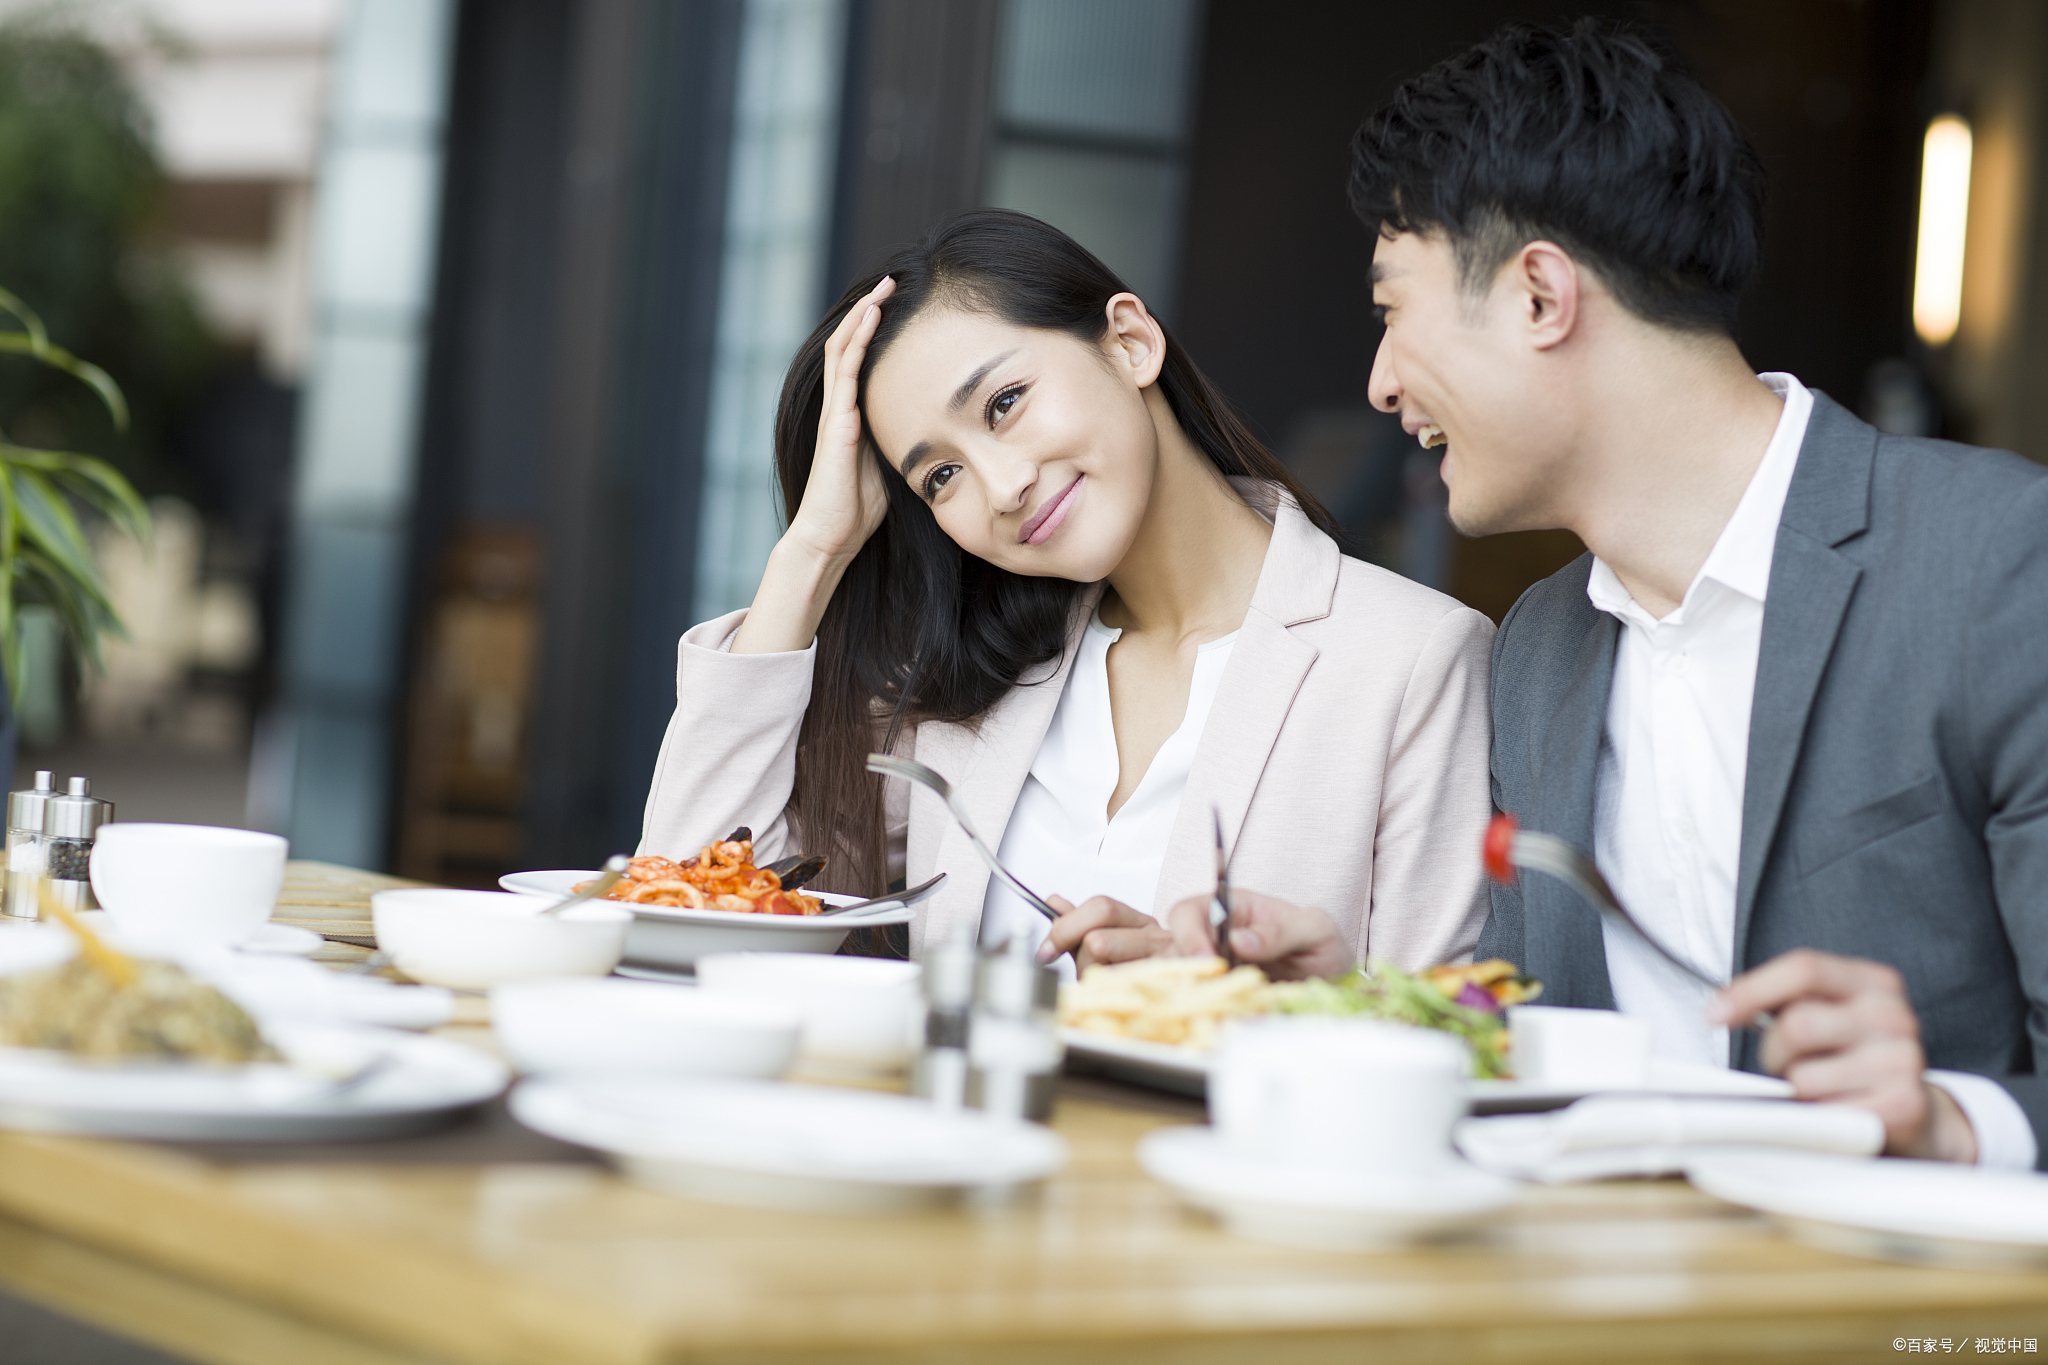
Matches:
[41,777,113,918]
[912,936,978,1110]
[4,770,55,920]
[966,933,1063,1122]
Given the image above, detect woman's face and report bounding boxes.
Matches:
[861,296,1166,582]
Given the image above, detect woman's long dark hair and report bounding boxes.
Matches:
[778,209,1335,894]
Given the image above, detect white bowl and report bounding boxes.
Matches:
[371,889,628,990]
[91,824,288,946]
[491,978,801,1078]
[695,952,922,1074]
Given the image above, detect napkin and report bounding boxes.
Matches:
[1454,1096,1885,1184]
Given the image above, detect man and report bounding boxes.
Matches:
[1143,19,2046,1169]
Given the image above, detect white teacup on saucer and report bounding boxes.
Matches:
[1142,1017,1516,1250]
[1209,1015,1472,1170]
[90,823,289,947]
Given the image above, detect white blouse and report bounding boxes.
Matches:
[980,610,1238,973]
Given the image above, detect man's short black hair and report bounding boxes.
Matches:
[1350,19,1766,335]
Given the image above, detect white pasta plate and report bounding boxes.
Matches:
[1060,1028,1792,1113]
[499,870,912,970]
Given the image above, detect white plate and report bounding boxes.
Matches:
[1138,1125,1517,1251]
[511,1075,1067,1212]
[1687,1149,2048,1268]
[1060,1028,1794,1111]
[0,1022,508,1141]
[499,870,912,970]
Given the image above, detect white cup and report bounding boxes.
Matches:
[1506,1006,1650,1088]
[90,823,289,946]
[1208,1017,1470,1171]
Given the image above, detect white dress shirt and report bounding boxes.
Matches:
[982,610,1237,974]
[1588,372,2036,1169]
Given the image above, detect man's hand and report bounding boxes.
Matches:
[1164,889,1351,981]
[1033,895,1171,971]
[1710,948,1977,1162]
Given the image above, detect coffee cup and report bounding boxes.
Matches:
[90,823,289,946]
[1506,1005,1650,1087]
[1208,1017,1469,1170]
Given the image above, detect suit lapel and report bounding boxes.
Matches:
[1527,603,1620,1008]
[1156,613,1317,913]
[1156,494,1338,913]
[1733,395,1873,971]
[914,587,1100,951]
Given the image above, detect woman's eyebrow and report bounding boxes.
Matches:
[948,350,1017,411]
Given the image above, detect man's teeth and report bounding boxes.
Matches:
[1417,424,1446,450]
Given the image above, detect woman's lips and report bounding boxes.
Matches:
[1019,475,1083,545]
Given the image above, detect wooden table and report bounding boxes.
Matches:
[0,863,2043,1365]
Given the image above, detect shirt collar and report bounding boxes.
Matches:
[1586,372,1813,624]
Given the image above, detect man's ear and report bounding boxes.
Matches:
[1516,241,1580,351]
[1103,293,1167,387]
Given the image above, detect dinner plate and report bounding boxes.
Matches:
[1138,1125,1517,1251]
[511,1075,1067,1212]
[0,1022,508,1141]
[1060,1028,1794,1111]
[1686,1149,2048,1268]
[500,870,914,969]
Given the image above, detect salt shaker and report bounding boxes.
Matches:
[4,770,55,920]
[912,936,978,1110]
[41,777,113,918]
[966,934,1063,1122]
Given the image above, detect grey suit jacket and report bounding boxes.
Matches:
[1481,392,2048,1167]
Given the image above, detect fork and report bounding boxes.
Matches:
[1483,813,1738,999]
[865,754,1059,923]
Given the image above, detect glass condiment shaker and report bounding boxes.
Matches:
[41,776,113,918]
[966,934,1063,1122]
[912,936,978,1110]
[4,770,55,920]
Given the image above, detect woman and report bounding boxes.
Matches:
[641,210,1493,971]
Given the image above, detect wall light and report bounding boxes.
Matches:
[1913,113,1973,346]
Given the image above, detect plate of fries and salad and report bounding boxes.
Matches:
[1058,955,1789,1112]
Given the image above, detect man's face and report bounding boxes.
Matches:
[1367,230,1573,536]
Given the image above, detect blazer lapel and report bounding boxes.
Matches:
[1156,494,1335,913]
[914,587,1101,951]
[1526,602,1620,1008]
[1733,394,1873,971]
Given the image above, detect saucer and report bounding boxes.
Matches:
[234,922,324,956]
[1137,1125,1518,1251]
[72,912,322,957]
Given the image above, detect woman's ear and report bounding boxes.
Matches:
[1103,293,1167,387]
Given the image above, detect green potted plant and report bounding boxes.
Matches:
[0,285,149,778]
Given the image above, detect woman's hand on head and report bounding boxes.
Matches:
[1165,889,1349,981]
[787,277,895,565]
[734,278,895,654]
[1034,894,1172,971]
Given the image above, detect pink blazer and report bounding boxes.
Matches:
[640,487,1496,970]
